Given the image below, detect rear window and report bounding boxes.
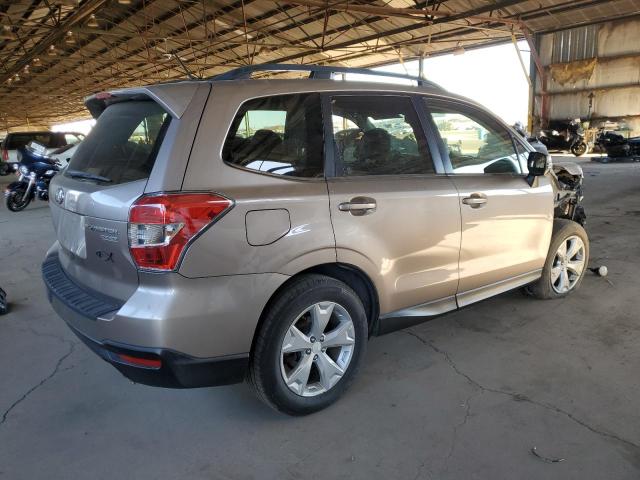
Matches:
[66,101,170,185]
[5,132,62,149]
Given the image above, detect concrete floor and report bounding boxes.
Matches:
[0,156,639,480]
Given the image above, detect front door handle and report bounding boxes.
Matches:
[339,196,377,216]
[462,193,488,209]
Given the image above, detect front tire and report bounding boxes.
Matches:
[6,188,31,212]
[526,219,589,299]
[249,274,368,415]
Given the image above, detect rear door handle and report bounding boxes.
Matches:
[339,196,377,216]
[462,193,488,208]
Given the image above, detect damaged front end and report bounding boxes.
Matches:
[549,162,586,225]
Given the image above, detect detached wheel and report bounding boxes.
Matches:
[6,188,31,212]
[571,141,588,156]
[249,274,368,415]
[526,219,589,299]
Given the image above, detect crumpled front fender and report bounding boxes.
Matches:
[553,162,583,178]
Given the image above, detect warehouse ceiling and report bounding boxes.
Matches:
[1,0,639,130]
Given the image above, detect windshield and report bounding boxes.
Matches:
[66,100,170,185]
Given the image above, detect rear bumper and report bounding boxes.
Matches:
[66,320,248,388]
[43,250,287,388]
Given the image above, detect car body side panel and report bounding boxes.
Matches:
[179,84,336,278]
[178,181,336,277]
[328,176,461,316]
[451,174,554,294]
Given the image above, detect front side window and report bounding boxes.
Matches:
[429,103,521,175]
[331,96,434,176]
[223,93,323,178]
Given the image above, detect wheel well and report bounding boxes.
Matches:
[305,263,379,331]
[249,263,380,355]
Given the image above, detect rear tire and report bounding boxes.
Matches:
[571,141,588,156]
[526,219,589,299]
[249,274,368,416]
[6,188,31,212]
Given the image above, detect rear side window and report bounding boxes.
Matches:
[222,93,324,178]
[66,101,169,185]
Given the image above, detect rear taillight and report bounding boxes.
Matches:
[128,193,233,271]
[1,149,7,162]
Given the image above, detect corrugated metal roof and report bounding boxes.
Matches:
[1,0,639,129]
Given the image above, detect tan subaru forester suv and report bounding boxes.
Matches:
[43,64,588,415]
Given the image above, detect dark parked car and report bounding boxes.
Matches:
[1,131,84,164]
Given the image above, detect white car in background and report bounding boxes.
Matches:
[49,142,81,166]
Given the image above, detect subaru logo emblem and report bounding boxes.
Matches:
[55,188,65,205]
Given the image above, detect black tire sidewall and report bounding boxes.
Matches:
[253,276,368,415]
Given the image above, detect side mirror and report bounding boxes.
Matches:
[526,151,550,186]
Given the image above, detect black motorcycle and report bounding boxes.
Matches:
[538,120,588,157]
[595,130,640,159]
[3,142,63,212]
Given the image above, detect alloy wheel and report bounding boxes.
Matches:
[551,235,586,294]
[280,301,356,397]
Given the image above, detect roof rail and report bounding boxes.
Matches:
[210,63,441,88]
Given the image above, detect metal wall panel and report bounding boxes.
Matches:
[552,25,598,63]
[533,18,640,131]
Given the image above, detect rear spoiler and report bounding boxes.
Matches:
[85,83,206,120]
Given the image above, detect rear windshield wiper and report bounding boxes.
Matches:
[66,170,112,183]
